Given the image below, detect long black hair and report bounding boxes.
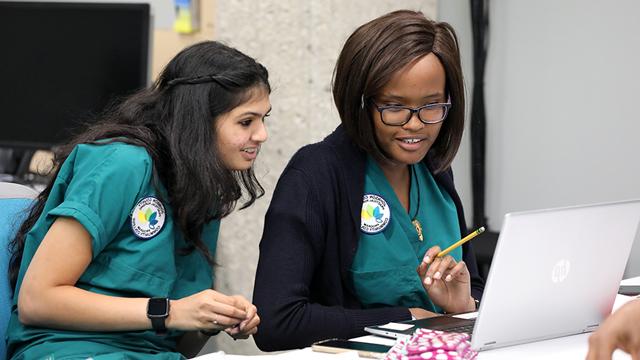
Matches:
[9,41,270,289]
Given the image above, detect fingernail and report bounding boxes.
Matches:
[424,256,431,263]
[434,271,441,280]
[425,277,432,285]
[445,274,452,282]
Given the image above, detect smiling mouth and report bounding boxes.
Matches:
[241,147,258,154]
[399,138,424,144]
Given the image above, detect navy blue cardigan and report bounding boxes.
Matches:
[253,125,484,351]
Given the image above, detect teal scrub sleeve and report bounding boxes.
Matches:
[47,144,152,257]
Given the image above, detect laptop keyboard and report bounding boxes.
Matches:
[444,319,476,335]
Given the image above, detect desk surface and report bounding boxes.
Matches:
[195,277,640,359]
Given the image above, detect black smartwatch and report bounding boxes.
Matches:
[147,297,170,335]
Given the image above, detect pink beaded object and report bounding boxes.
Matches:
[384,328,477,360]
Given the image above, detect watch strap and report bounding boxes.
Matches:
[151,316,168,335]
[147,297,170,335]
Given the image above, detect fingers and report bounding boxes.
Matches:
[587,333,615,360]
[241,313,260,333]
[225,314,260,340]
[420,246,440,286]
[444,261,469,282]
[417,261,427,278]
[211,292,248,312]
[225,325,257,340]
[203,291,261,336]
[239,304,258,331]
[209,301,247,322]
[421,246,441,266]
[424,255,455,286]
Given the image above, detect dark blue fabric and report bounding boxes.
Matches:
[253,125,485,351]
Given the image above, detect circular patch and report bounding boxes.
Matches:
[360,193,391,234]
[131,197,166,239]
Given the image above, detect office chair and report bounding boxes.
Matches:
[0,182,37,360]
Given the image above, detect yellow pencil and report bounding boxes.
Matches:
[437,226,486,258]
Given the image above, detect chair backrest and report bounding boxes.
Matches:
[0,183,37,360]
[0,182,38,200]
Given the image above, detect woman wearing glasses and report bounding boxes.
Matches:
[253,10,484,351]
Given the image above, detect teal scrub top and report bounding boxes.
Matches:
[6,142,219,360]
[351,156,461,312]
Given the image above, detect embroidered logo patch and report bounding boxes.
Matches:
[131,197,166,239]
[360,193,391,234]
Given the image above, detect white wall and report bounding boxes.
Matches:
[437,0,474,227]
[440,0,640,232]
[486,0,640,229]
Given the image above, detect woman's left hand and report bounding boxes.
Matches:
[223,295,260,340]
[417,245,475,313]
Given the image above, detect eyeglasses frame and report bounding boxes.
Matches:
[369,95,452,126]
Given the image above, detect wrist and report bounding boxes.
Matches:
[468,296,478,312]
[147,297,170,335]
[442,296,475,314]
[165,298,180,330]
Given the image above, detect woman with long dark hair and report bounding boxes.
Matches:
[253,10,484,350]
[7,41,271,359]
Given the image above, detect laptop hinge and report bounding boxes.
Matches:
[584,324,599,332]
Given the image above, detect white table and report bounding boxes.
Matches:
[195,277,640,359]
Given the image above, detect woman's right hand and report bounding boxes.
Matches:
[166,289,250,333]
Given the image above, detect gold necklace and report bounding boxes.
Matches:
[410,165,424,241]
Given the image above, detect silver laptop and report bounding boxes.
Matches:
[623,225,640,279]
[365,199,640,351]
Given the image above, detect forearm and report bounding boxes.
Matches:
[254,301,411,351]
[18,285,151,332]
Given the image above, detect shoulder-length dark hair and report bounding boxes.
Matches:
[332,10,464,173]
[9,41,270,289]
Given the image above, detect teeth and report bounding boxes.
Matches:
[401,138,422,144]
[242,148,257,153]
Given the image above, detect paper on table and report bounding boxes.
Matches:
[378,322,415,331]
[452,311,478,320]
[351,334,397,346]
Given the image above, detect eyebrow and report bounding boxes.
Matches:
[238,107,272,117]
[379,93,445,101]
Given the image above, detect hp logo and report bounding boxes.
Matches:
[552,259,571,283]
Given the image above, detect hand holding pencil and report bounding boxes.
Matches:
[416,227,485,313]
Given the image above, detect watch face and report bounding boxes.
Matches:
[147,298,169,317]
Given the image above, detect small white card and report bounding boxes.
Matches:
[452,311,478,320]
[378,322,415,331]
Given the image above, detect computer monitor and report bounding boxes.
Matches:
[0,1,150,150]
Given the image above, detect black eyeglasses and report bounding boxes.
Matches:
[370,95,451,126]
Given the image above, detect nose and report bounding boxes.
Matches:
[402,110,424,131]
[252,120,268,143]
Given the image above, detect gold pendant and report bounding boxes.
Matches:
[412,219,424,241]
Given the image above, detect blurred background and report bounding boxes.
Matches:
[1,0,639,355]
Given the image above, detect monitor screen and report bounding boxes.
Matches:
[0,1,150,149]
